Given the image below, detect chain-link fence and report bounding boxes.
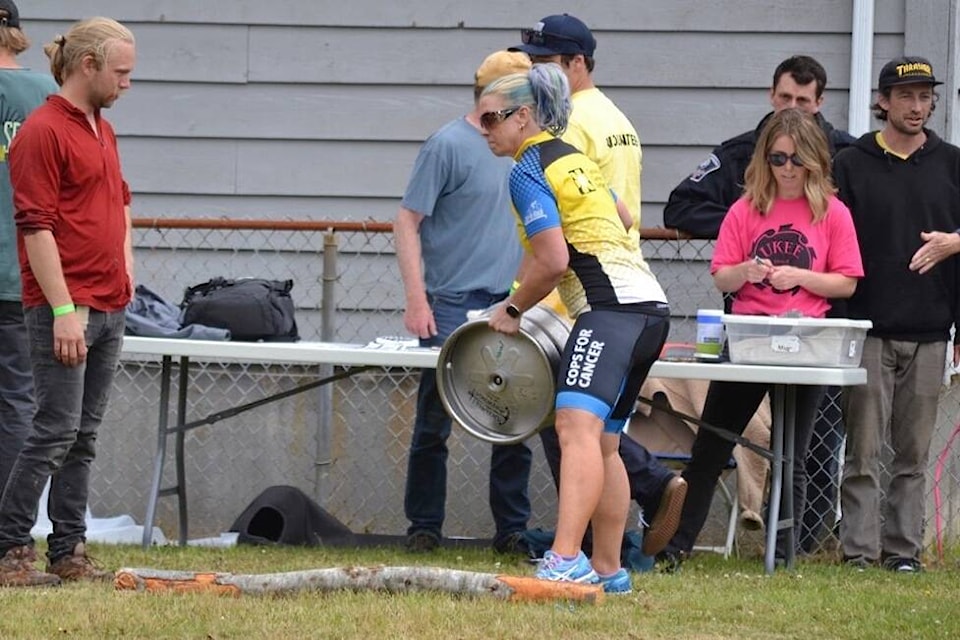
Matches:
[94,219,960,562]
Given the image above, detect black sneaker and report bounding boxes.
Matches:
[404,531,440,553]
[492,531,532,557]
[655,549,685,574]
[842,556,873,572]
[882,556,921,573]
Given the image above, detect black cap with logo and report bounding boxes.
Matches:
[878,56,943,90]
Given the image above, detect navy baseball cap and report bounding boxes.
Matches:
[878,56,943,90]
[511,14,596,57]
[0,0,19,29]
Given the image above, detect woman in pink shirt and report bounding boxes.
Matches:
[662,108,864,565]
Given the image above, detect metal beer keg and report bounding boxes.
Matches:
[437,303,571,444]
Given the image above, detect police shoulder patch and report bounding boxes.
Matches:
[688,153,721,183]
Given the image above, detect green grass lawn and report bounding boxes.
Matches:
[1,543,958,639]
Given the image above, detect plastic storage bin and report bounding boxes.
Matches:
[723,314,872,367]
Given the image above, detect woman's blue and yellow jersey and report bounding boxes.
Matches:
[510,131,666,318]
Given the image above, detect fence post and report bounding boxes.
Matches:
[314,231,339,499]
[321,231,338,342]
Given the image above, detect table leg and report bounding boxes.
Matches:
[782,385,797,569]
[764,385,785,574]
[142,355,173,549]
[175,357,190,545]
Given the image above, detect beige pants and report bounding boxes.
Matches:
[840,337,945,562]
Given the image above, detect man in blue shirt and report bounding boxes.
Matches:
[395,51,533,554]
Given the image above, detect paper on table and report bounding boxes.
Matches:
[364,336,420,350]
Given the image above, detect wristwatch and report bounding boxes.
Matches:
[505,303,522,319]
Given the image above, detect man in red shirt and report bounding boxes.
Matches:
[0,17,135,587]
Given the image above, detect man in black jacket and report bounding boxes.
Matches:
[660,56,855,561]
[663,55,854,238]
[834,56,960,573]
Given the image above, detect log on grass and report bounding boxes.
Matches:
[114,566,603,603]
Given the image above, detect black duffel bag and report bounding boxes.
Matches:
[181,277,299,342]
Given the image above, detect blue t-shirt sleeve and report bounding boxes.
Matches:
[509,166,561,238]
[401,135,450,217]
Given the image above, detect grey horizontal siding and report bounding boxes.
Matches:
[21,1,905,33]
[118,138,410,197]
[20,23,902,88]
[20,22,251,83]
[127,132,885,201]
[130,194,670,229]
[129,193,399,222]
[95,83,854,146]
[118,135,707,203]
[244,30,873,87]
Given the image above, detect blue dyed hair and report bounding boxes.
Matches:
[482,62,571,136]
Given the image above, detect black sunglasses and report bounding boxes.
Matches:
[767,152,804,168]
[480,106,521,130]
[520,28,582,50]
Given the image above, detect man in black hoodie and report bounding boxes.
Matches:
[833,56,960,573]
[660,56,855,561]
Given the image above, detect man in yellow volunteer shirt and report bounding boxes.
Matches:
[510,15,687,558]
[511,13,642,239]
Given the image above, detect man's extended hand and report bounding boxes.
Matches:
[909,231,960,274]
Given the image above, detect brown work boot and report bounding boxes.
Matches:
[46,542,113,583]
[0,545,61,587]
[642,475,688,556]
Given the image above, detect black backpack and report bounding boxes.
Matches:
[181,277,299,342]
[229,485,354,546]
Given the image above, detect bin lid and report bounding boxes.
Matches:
[722,314,873,330]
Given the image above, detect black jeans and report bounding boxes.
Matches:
[0,306,124,562]
[0,301,35,492]
[669,379,824,558]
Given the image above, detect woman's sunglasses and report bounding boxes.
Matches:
[480,106,521,130]
[767,152,804,168]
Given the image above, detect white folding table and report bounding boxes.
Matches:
[120,337,438,551]
[646,361,865,574]
[121,337,865,574]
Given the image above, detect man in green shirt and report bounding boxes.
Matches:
[0,0,58,496]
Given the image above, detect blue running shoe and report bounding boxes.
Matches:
[598,568,632,594]
[535,550,599,584]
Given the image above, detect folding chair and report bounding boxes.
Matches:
[626,386,740,558]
